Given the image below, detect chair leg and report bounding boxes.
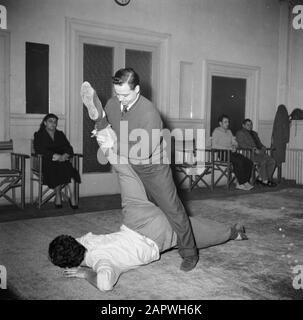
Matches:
[277,165,282,183]
[38,175,43,209]
[12,186,16,206]
[74,156,80,205]
[75,181,79,206]
[30,160,33,205]
[21,157,26,209]
[211,165,214,191]
[189,175,193,191]
[227,167,231,191]
[30,177,33,205]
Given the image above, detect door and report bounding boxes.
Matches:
[0,31,9,141]
[210,76,246,136]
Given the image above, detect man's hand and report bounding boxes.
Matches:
[52,154,61,161]
[62,267,100,290]
[52,153,69,162]
[96,127,117,149]
[60,153,70,162]
[231,145,237,153]
[62,267,89,279]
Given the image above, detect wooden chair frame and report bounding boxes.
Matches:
[172,139,213,191]
[0,140,29,209]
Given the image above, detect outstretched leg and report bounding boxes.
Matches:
[189,216,248,249]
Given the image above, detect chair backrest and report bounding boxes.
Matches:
[212,149,231,163]
[0,140,13,154]
[30,139,41,172]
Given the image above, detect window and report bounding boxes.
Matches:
[26,42,49,114]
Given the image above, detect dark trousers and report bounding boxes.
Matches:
[132,163,198,258]
[230,153,253,185]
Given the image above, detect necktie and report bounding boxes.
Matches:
[122,105,128,116]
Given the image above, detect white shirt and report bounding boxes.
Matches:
[76,224,159,291]
[212,127,238,150]
[120,93,140,112]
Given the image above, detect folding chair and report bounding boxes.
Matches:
[250,147,275,183]
[211,148,234,190]
[0,140,29,209]
[212,148,254,190]
[172,138,213,191]
[30,140,82,209]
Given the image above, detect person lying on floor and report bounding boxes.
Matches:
[48,88,248,292]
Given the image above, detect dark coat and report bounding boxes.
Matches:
[271,104,290,165]
[33,129,80,188]
[236,128,265,150]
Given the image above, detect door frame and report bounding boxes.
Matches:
[65,17,171,152]
[202,59,260,140]
[0,30,10,140]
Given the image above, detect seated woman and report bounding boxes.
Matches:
[212,114,254,191]
[33,113,81,209]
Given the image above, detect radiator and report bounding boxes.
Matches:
[282,148,303,185]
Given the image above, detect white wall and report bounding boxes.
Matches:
[289,18,303,114]
[1,0,301,201]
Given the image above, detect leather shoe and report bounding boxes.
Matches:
[267,181,277,187]
[55,204,63,209]
[255,179,268,187]
[180,255,199,272]
[69,199,78,210]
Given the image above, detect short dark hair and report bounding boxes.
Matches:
[112,68,140,90]
[48,235,86,268]
[218,114,230,123]
[242,118,252,125]
[39,113,58,131]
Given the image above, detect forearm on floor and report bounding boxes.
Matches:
[84,268,99,289]
[84,268,116,292]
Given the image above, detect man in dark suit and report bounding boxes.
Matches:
[236,119,276,187]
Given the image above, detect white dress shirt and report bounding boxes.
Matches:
[77,224,159,291]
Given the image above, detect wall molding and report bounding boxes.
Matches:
[0,30,10,140]
[166,118,205,129]
[10,113,66,126]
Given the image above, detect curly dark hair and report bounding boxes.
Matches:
[48,235,86,268]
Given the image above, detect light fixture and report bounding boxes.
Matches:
[114,0,131,6]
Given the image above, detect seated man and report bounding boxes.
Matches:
[212,114,254,191]
[236,119,276,187]
[48,89,248,292]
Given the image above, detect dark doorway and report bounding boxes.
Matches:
[125,49,153,101]
[210,76,246,135]
[26,42,49,114]
[82,43,113,173]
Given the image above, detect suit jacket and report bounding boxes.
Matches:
[236,128,265,150]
